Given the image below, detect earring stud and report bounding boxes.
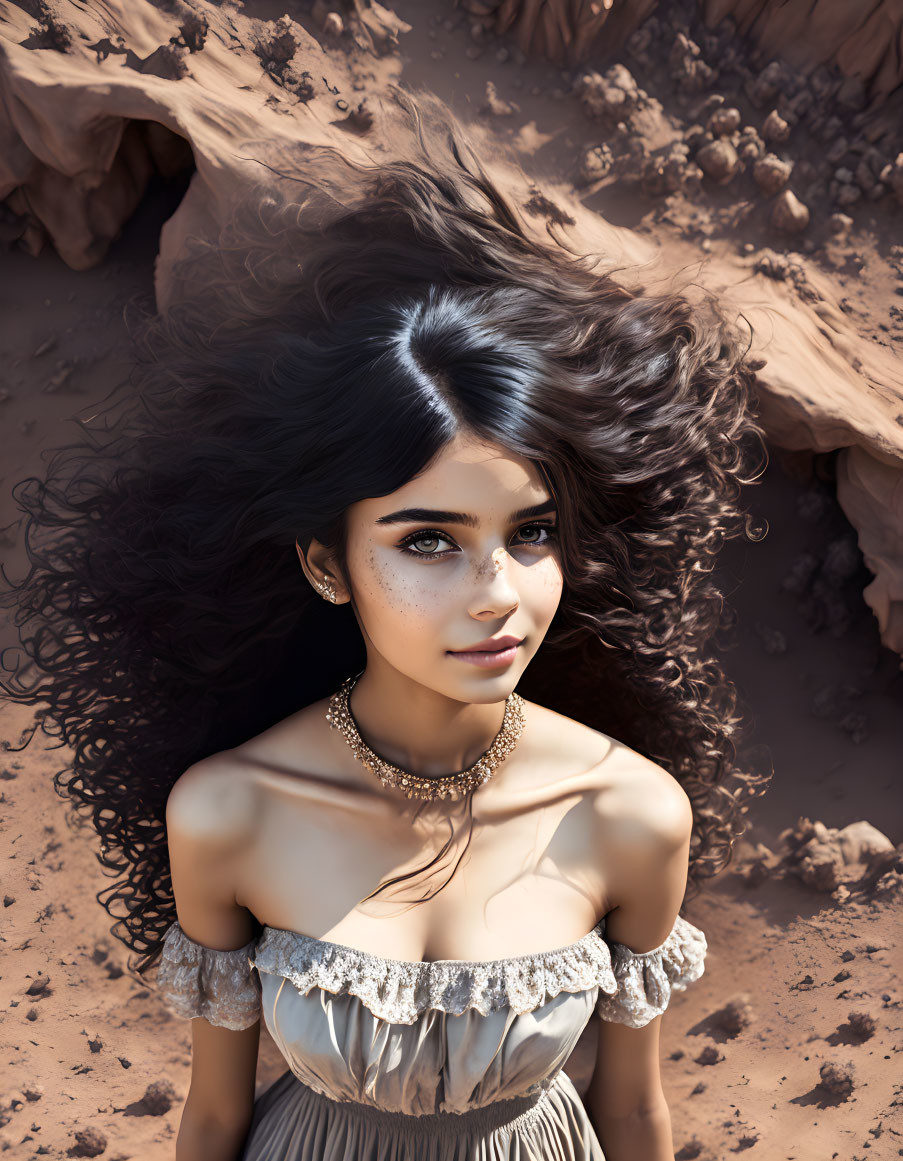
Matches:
[296,541,339,603]
[315,579,337,603]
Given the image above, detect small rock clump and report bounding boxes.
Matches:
[711,994,754,1036]
[873,865,903,899]
[178,12,208,53]
[138,43,189,81]
[254,14,313,99]
[826,136,850,164]
[312,0,344,35]
[140,1079,178,1116]
[576,145,614,185]
[761,109,790,143]
[753,154,792,196]
[69,1127,107,1158]
[669,32,716,93]
[855,147,887,199]
[746,60,790,108]
[847,1010,876,1039]
[641,143,702,198]
[574,65,641,125]
[819,1060,855,1100]
[737,840,778,886]
[770,189,809,233]
[736,125,765,162]
[777,818,895,893]
[25,974,51,997]
[255,14,299,72]
[696,139,739,185]
[322,11,344,37]
[24,11,73,52]
[836,820,896,863]
[708,106,740,137]
[831,168,862,208]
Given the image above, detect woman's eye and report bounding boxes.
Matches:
[408,533,450,556]
[515,522,558,547]
[398,522,557,560]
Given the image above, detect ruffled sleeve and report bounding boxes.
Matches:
[155,919,262,1031]
[595,913,706,1028]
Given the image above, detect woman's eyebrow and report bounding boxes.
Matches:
[374,501,557,528]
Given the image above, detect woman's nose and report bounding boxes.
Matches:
[469,548,519,615]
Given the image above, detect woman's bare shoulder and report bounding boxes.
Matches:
[521,698,690,832]
[166,697,361,841]
[518,698,613,774]
[518,697,635,785]
[230,696,375,794]
[165,748,258,847]
[588,742,693,857]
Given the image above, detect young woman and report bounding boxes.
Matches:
[1,89,768,1160]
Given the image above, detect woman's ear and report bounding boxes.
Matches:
[295,538,348,604]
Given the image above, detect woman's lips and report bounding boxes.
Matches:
[447,642,521,669]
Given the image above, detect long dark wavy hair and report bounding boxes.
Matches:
[0,87,770,979]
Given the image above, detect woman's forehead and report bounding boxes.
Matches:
[350,443,551,527]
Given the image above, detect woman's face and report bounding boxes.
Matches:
[341,430,564,703]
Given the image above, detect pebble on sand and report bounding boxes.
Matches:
[761,108,790,143]
[753,153,792,196]
[696,139,740,184]
[708,106,741,137]
[770,189,810,233]
[711,994,754,1035]
[819,1060,855,1099]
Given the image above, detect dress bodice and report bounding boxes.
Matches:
[155,913,706,1116]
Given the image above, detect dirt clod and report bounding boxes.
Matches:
[762,109,790,142]
[711,994,754,1035]
[696,139,740,184]
[847,1011,876,1039]
[753,153,792,195]
[770,188,809,232]
[818,1060,855,1099]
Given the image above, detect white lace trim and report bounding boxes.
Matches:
[249,924,619,1025]
[596,914,707,1028]
[155,922,262,1031]
[154,913,706,1029]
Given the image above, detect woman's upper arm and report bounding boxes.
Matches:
[585,762,695,1121]
[596,760,694,953]
[166,754,259,948]
[164,757,262,1130]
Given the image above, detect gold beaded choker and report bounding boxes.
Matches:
[326,673,526,802]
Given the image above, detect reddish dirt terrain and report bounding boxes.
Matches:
[1,2,901,1159]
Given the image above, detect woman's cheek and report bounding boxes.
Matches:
[361,545,447,621]
[533,556,564,604]
[359,545,410,610]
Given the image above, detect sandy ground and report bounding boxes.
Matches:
[1,2,902,1159]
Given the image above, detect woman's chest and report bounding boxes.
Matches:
[235,778,610,963]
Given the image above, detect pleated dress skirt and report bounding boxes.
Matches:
[238,1068,606,1161]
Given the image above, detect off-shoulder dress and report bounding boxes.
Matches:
[155,911,706,1159]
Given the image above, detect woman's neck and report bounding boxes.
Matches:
[346,663,512,778]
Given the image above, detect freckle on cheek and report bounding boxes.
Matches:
[365,545,408,609]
